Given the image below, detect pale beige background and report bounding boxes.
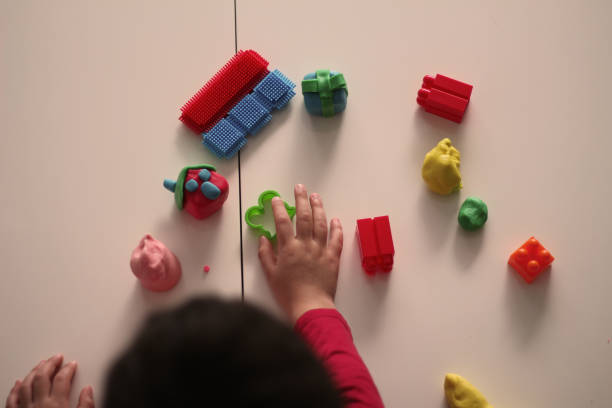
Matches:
[237,0,612,407]
[0,1,241,406]
[2,0,612,407]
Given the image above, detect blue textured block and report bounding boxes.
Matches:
[201,69,295,158]
[303,71,347,116]
[253,69,296,111]
[227,94,272,135]
[249,114,272,135]
[202,120,247,159]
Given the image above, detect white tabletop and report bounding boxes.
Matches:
[2,1,612,407]
[0,1,241,405]
[237,0,612,407]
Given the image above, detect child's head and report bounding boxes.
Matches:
[103,297,341,407]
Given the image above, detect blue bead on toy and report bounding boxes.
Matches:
[302,70,348,117]
[163,179,177,192]
[185,179,199,192]
[198,169,211,181]
[201,181,221,200]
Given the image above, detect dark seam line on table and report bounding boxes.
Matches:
[234,0,245,302]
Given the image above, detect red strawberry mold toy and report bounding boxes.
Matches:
[163,164,229,219]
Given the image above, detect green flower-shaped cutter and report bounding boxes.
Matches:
[245,190,296,240]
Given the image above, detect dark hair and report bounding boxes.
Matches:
[103,297,342,407]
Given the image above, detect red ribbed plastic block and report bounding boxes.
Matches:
[356,218,378,275]
[356,215,395,275]
[423,74,472,100]
[417,74,473,123]
[180,50,269,134]
[373,216,395,273]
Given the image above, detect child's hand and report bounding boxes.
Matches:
[5,354,94,408]
[258,184,343,323]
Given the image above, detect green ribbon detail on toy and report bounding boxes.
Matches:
[245,190,296,240]
[174,164,217,210]
[301,70,348,117]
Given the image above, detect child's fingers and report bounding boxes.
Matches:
[310,193,327,245]
[19,359,46,403]
[328,218,343,257]
[294,184,313,240]
[32,354,63,400]
[51,361,77,400]
[5,379,21,408]
[258,236,277,276]
[76,385,95,408]
[271,197,293,245]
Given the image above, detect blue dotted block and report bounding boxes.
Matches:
[253,69,296,111]
[202,120,247,159]
[227,94,272,136]
[303,71,347,116]
[201,69,295,159]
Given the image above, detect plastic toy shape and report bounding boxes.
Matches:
[163,164,229,220]
[302,69,348,117]
[179,50,269,134]
[245,190,296,240]
[444,373,492,408]
[130,234,182,292]
[417,74,473,123]
[356,216,395,275]
[508,236,554,283]
[458,197,488,230]
[422,138,462,195]
[203,69,296,158]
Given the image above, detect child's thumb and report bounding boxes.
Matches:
[258,236,276,275]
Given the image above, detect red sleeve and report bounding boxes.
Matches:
[294,308,384,408]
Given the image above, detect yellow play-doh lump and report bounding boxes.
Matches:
[422,138,462,195]
[444,373,493,408]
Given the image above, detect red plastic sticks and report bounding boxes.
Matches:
[356,216,395,275]
[417,74,473,123]
[179,50,269,134]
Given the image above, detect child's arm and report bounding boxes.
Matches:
[295,309,384,408]
[258,184,384,407]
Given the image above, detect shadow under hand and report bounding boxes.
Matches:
[504,264,551,345]
[246,235,286,321]
[336,237,390,340]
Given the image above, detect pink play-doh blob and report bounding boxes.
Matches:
[130,234,181,292]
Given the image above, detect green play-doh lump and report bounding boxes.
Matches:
[458,197,488,230]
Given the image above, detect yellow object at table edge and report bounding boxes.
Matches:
[444,373,493,408]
